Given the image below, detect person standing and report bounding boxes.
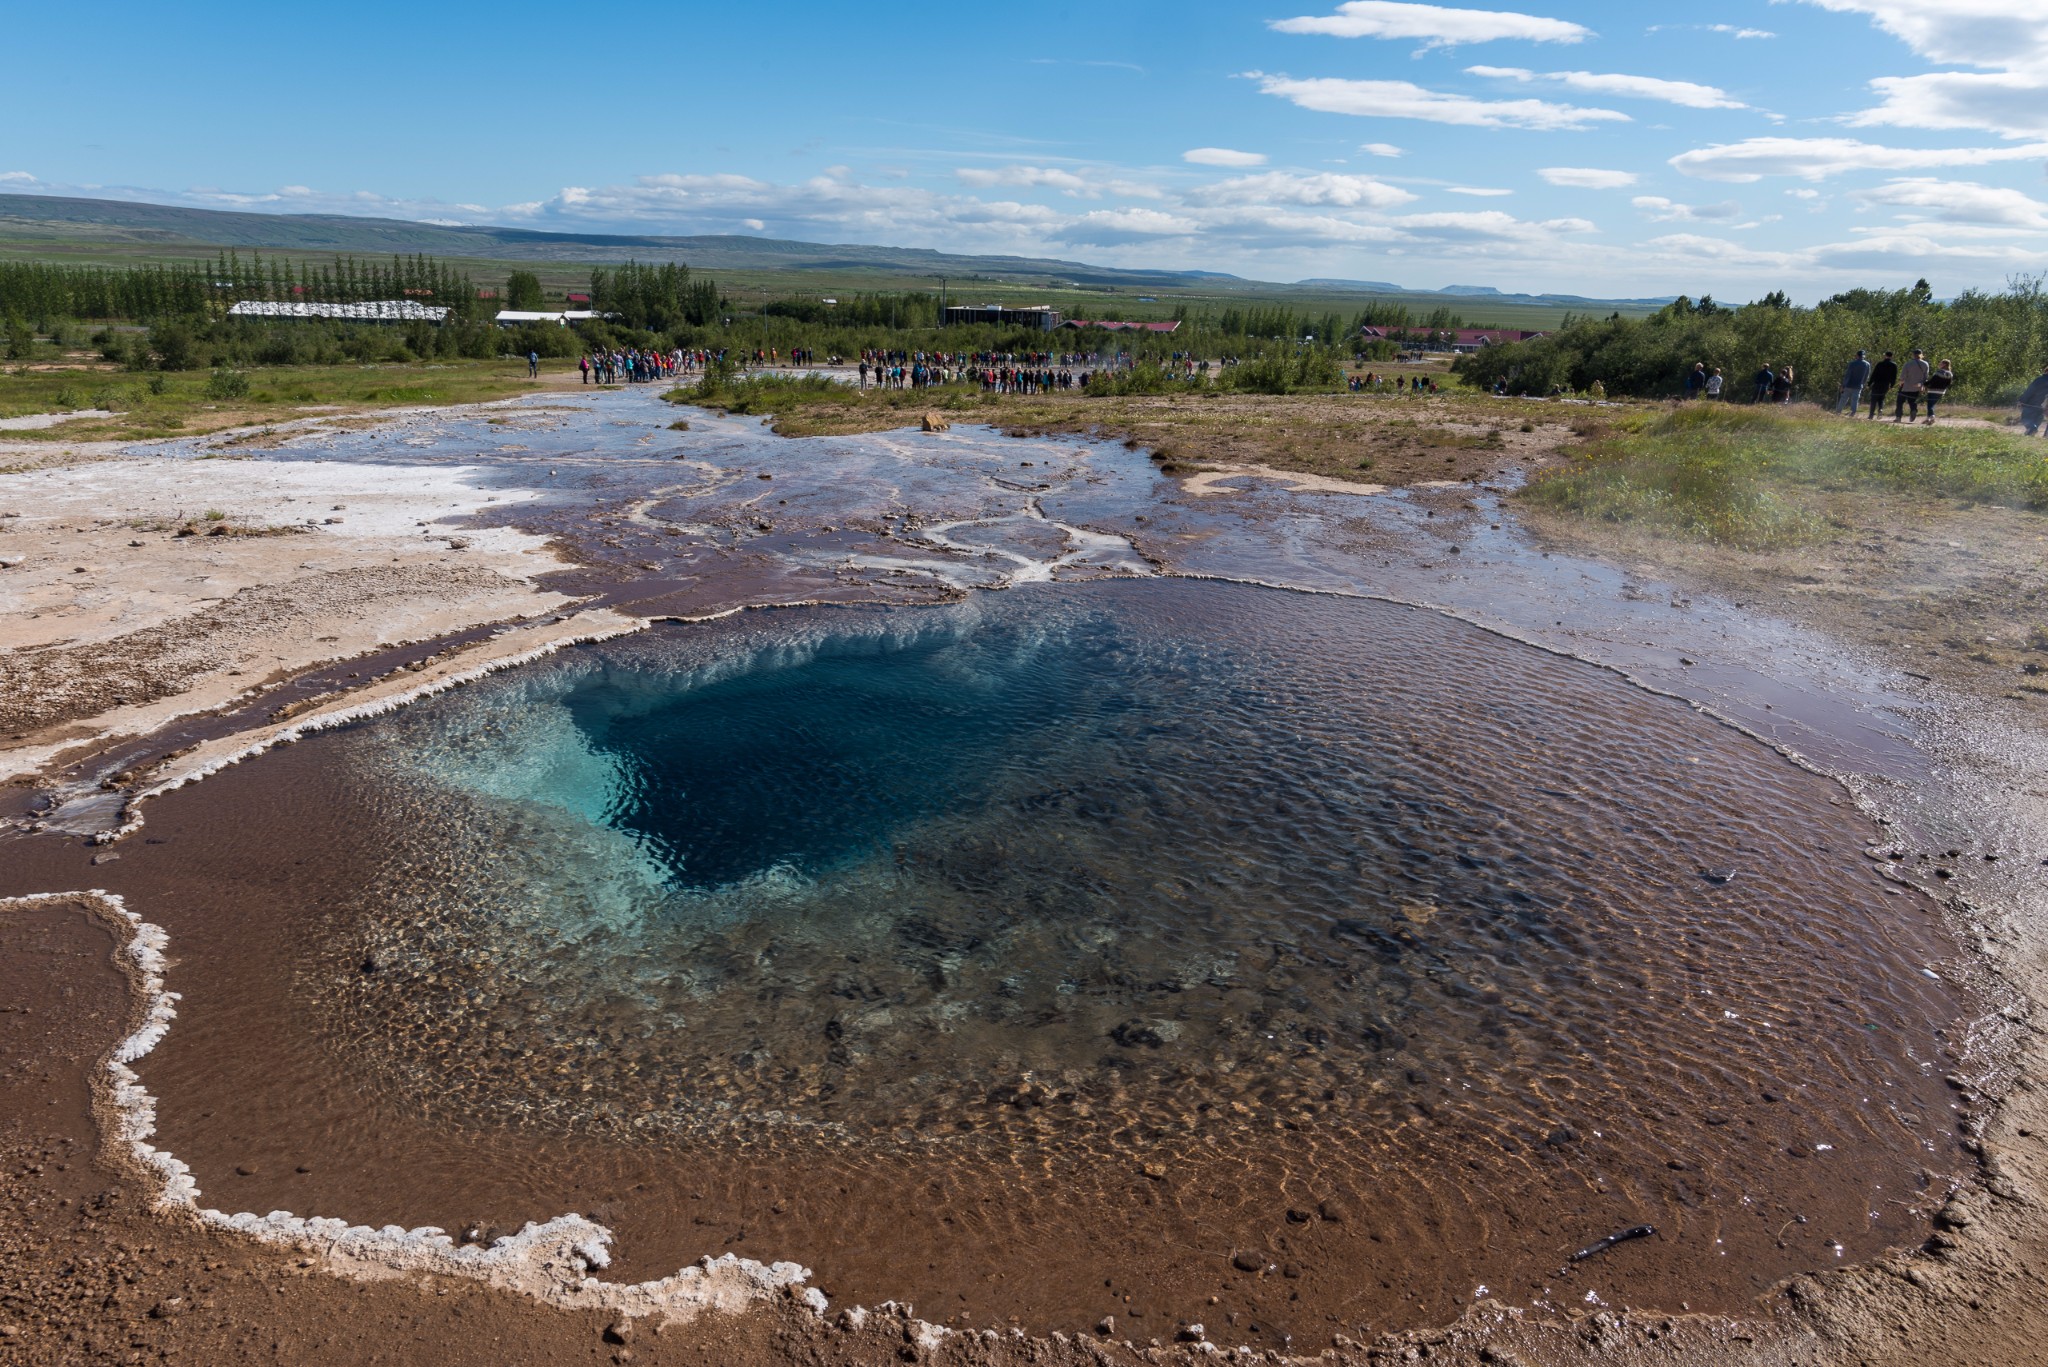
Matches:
[2020,364,2048,436]
[1771,363,1795,404]
[1753,363,1775,403]
[1836,350,1871,415]
[1867,351,1898,419]
[1923,359,1954,424]
[1705,367,1723,400]
[1894,349,1930,422]
[578,353,590,385]
[527,350,539,379]
[1685,361,1707,400]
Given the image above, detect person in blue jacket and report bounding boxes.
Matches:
[1835,350,1871,415]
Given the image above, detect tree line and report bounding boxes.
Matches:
[0,251,487,323]
[1453,278,2048,405]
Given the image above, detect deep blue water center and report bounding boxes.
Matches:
[569,612,1120,890]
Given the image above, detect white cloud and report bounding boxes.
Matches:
[1647,23,1775,38]
[1537,166,1639,188]
[1670,135,2048,181]
[957,165,1091,193]
[1641,232,1803,266]
[1360,142,1406,157]
[1787,0,2048,69]
[1445,186,1513,196]
[1183,147,1268,168]
[1187,171,1417,209]
[1807,230,2048,272]
[1467,65,1747,110]
[1851,177,2048,231]
[1632,195,1744,222]
[954,165,1164,199]
[1849,71,2048,140]
[1270,1,1591,47]
[1056,207,1202,244]
[1392,209,1596,240]
[1248,73,1628,130]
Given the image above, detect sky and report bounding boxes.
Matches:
[4,0,2046,300]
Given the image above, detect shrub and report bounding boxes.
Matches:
[148,321,199,371]
[204,369,250,400]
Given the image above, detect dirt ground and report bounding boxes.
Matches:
[735,386,1592,492]
[3,392,2047,1365]
[0,423,579,785]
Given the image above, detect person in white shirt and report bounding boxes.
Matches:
[1704,367,1723,400]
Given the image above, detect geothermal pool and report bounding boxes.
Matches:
[119,577,1968,1344]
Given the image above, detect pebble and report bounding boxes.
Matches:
[1231,1249,1269,1273]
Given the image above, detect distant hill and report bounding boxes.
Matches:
[1293,277,1408,293]
[0,192,1672,314]
[0,193,1243,288]
[1437,283,1677,308]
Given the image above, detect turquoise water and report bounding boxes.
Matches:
[317,579,1954,1169]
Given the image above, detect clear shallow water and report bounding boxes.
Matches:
[310,579,1961,1171]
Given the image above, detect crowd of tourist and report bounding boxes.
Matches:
[1356,373,1442,394]
[1826,349,1957,423]
[1669,348,2048,433]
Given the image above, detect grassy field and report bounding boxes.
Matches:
[1523,403,2048,548]
[0,359,550,442]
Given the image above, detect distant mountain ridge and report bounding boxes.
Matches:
[0,193,1243,286]
[0,192,1670,311]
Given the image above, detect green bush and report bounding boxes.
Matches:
[1084,363,1187,396]
[204,369,250,400]
[148,321,200,371]
[1218,350,1346,395]
[1457,280,2048,404]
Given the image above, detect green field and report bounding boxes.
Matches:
[0,359,548,445]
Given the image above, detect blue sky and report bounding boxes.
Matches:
[5,1,2045,299]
